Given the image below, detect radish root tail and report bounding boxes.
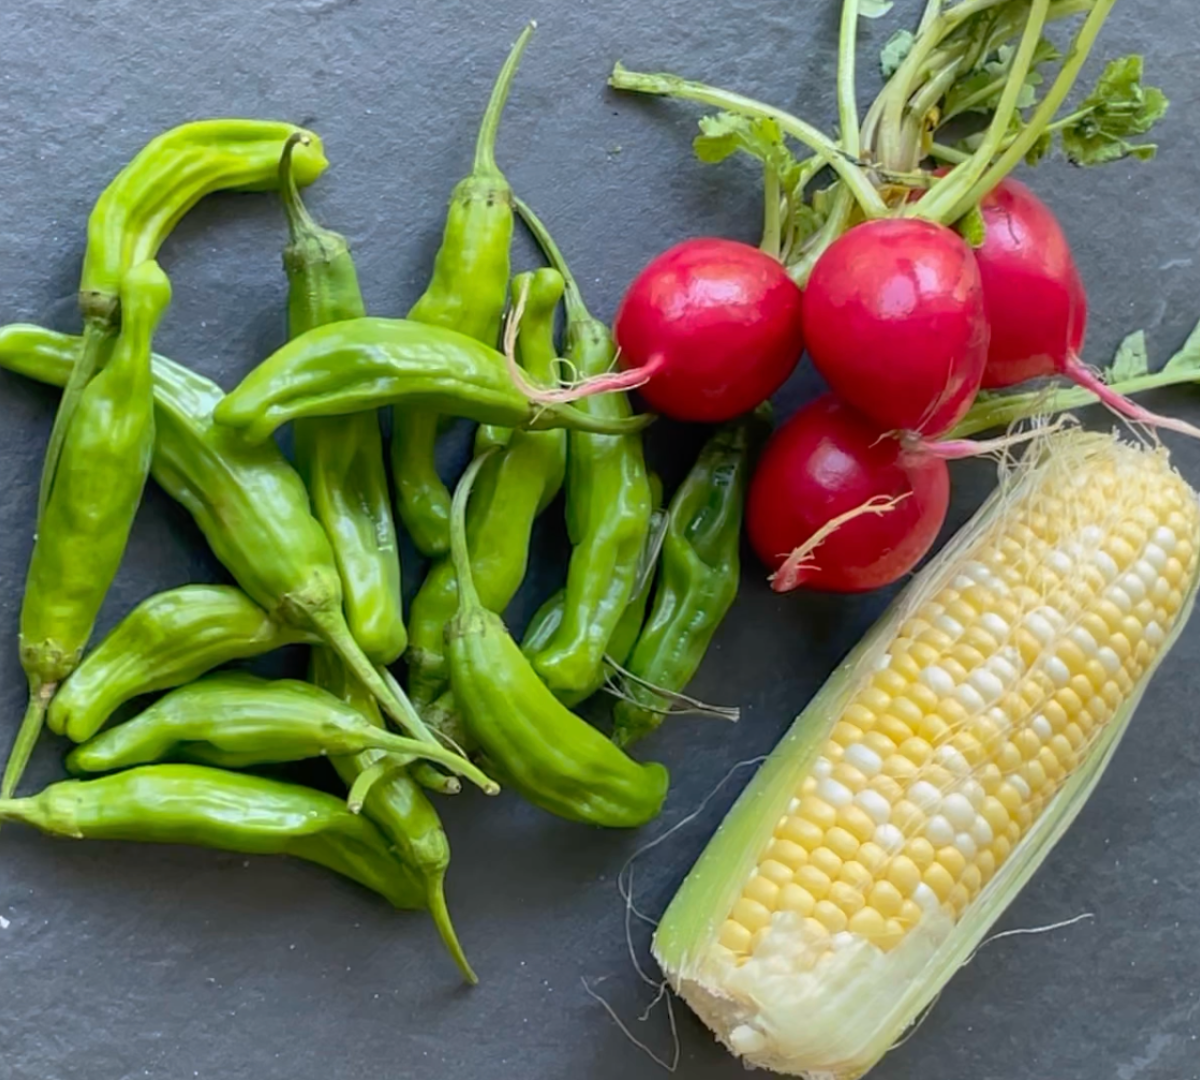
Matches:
[1065,355,1200,441]
[770,493,912,593]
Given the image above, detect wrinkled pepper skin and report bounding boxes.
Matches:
[212,317,652,444]
[5,262,171,800]
[280,135,406,665]
[48,584,316,744]
[0,765,425,911]
[310,647,475,983]
[0,323,453,754]
[612,407,771,747]
[521,474,667,708]
[515,199,653,696]
[446,455,668,828]
[45,119,327,523]
[65,672,491,788]
[406,268,567,706]
[393,23,533,557]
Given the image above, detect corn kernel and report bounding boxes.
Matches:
[829,881,866,916]
[867,881,903,918]
[935,846,967,880]
[744,875,780,910]
[838,860,873,892]
[779,883,816,916]
[781,816,824,851]
[848,907,887,940]
[837,805,877,844]
[718,920,752,952]
[923,863,955,903]
[825,827,860,861]
[813,900,849,934]
[903,838,935,871]
[757,859,795,886]
[800,796,837,830]
[731,898,771,933]
[796,865,831,900]
[856,843,889,875]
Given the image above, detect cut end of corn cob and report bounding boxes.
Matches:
[653,431,1200,1080]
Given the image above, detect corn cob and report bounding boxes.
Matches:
[654,430,1200,1080]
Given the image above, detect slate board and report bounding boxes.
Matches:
[2,2,1200,1078]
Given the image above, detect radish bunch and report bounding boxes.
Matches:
[608,0,1179,595]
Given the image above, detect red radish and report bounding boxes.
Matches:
[801,219,989,437]
[747,394,950,593]
[974,178,1087,389]
[611,237,805,422]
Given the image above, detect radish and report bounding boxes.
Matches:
[970,178,1200,438]
[609,237,806,422]
[747,394,950,593]
[801,218,990,437]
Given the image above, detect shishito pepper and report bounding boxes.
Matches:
[406,268,567,707]
[612,406,771,747]
[280,134,407,665]
[4,261,171,799]
[445,453,668,828]
[310,647,475,984]
[47,584,316,744]
[394,23,534,556]
[514,198,654,697]
[0,324,477,787]
[42,119,326,520]
[0,765,425,912]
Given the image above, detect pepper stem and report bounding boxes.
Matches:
[449,449,499,613]
[346,758,402,813]
[303,606,496,793]
[278,132,320,242]
[428,876,479,985]
[513,196,594,330]
[472,21,536,180]
[1,686,54,801]
[837,0,863,161]
[36,320,111,521]
[411,764,462,797]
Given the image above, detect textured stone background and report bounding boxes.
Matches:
[1,2,1198,1078]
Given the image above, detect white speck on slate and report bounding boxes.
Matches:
[0,916,10,930]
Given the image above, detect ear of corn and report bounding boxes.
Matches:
[653,430,1200,1080]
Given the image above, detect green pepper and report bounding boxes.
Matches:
[406,268,567,706]
[514,198,654,696]
[521,476,668,708]
[4,262,171,799]
[445,453,668,828]
[280,135,406,665]
[0,324,470,776]
[393,23,534,557]
[211,317,652,443]
[43,120,326,522]
[0,765,425,911]
[611,408,771,747]
[65,672,494,791]
[47,584,316,744]
[310,647,474,984]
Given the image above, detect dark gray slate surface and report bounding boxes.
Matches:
[2,2,1199,1078]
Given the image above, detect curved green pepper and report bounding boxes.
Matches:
[0,324,466,773]
[212,317,652,443]
[48,584,316,744]
[44,119,326,522]
[280,136,406,665]
[0,765,425,911]
[612,407,771,747]
[522,474,667,708]
[394,23,534,557]
[65,672,496,791]
[5,262,171,800]
[515,198,654,696]
[446,454,668,828]
[310,647,474,984]
[406,268,567,706]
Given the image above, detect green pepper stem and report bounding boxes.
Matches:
[449,450,498,613]
[513,197,593,330]
[411,763,463,796]
[428,877,478,985]
[609,64,888,220]
[837,0,863,161]
[1,686,54,801]
[472,21,536,179]
[36,320,111,521]
[346,758,401,813]
[278,132,320,242]
[304,606,496,794]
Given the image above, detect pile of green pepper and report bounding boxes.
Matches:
[0,23,769,985]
